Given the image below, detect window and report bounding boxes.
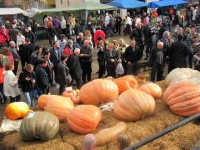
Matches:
[61,0,63,4]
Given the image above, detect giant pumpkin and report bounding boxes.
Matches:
[114,89,155,121]
[139,82,162,98]
[163,81,200,116]
[19,111,59,142]
[79,79,118,105]
[67,105,102,134]
[165,68,200,86]
[113,75,138,94]
[44,95,74,122]
[5,102,29,120]
[38,94,50,109]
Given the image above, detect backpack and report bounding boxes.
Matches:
[30,52,38,66]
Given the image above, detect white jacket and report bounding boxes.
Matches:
[3,70,21,97]
[60,19,66,29]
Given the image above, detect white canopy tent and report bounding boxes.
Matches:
[0,8,25,15]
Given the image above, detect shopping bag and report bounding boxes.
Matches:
[54,35,57,41]
[116,63,124,75]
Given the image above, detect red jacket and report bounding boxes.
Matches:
[0,29,10,44]
[94,30,106,45]
[63,46,73,57]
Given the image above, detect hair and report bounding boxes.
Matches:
[98,40,104,45]
[4,62,13,71]
[163,31,170,38]
[107,43,114,48]
[82,134,96,150]
[25,38,30,43]
[185,27,191,35]
[96,26,101,30]
[117,133,131,150]
[42,47,49,54]
[178,34,183,41]
[35,45,41,51]
[67,39,73,46]
[9,41,15,46]
[43,50,50,56]
[2,47,11,56]
[157,41,164,46]
[71,36,77,42]
[85,30,92,38]
[38,58,47,65]
[74,48,80,53]
[59,34,65,39]
[23,64,34,71]
[61,54,68,61]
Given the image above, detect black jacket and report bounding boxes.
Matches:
[148,47,165,66]
[35,65,49,89]
[104,50,118,67]
[169,40,190,68]
[67,54,81,78]
[124,45,140,63]
[18,70,36,92]
[130,28,143,46]
[18,44,28,60]
[49,47,62,67]
[26,43,36,60]
[81,46,92,62]
[56,61,69,86]
[97,46,105,61]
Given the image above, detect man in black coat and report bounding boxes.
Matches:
[142,19,156,60]
[49,41,62,80]
[25,38,35,63]
[18,39,28,68]
[35,58,49,94]
[104,43,118,78]
[130,22,144,59]
[124,39,140,76]
[67,48,82,89]
[80,40,93,83]
[168,34,190,73]
[149,41,165,82]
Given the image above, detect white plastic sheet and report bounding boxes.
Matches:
[0,117,22,132]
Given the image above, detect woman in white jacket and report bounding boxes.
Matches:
[3,62,21,103]
[60,16,66,34]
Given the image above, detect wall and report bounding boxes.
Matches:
[56,0,100,8]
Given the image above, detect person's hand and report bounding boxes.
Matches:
[25,77,30,81]
[118,59,122,63]
[194,43,199,47]
[79,54,84,57]
[128,61,131,65]
[111,59,115,62]
[194,55,198,59]
[141,38,144,42]
[32,79,35,84]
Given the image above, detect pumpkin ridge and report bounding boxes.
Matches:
[167,87,200,105]
[115,93,139,120]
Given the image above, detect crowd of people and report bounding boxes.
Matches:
[0,3,199,108]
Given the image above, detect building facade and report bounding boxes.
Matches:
[55,0,100,8]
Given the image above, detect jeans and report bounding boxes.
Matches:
[23,91,34,107]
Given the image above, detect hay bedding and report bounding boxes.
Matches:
[1,81,200,150]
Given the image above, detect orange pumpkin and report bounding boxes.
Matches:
[113,75,138,94]
[163,81,200,116]
[67,105,102,134]
[38,94,50,109]
[114,89,155,121]
[5,102,29,120]
[79,79,118,105]
[62,89,81,104]
[139,82,162,98]
[44,95,74,122]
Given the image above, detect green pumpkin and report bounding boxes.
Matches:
[19,111,59,142]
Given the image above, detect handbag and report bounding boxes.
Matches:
[116,63,124,75]
[67,74,72,84]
